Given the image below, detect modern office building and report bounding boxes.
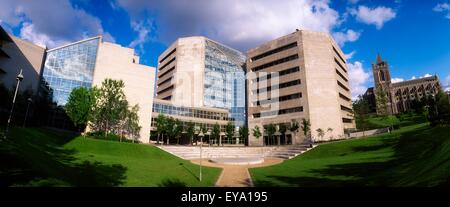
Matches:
[365,54,441,114]
[246,30,355,146]
[156,36,246,128]
[40,36,155,143]
[151,98,243,145]
[0,25,46,94]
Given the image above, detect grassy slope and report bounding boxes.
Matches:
[250,123,450,187]
[0,128,221,187]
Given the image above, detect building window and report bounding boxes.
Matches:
[337,81,350,92]
[342,118,353,123]
[159,48,176,64]
[158,57,176,71]
[335,58,347,73]
[254,66,300,82]
[254,92,302,106]
[251,54,299,72]
[250,42,297,61]
[341,105,353,113]
[253,106,303,118]
[254,79,301,94]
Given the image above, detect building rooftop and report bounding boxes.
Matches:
[392,75,439,88]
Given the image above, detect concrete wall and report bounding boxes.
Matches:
[92,41,155,143]
[0,35,46,93]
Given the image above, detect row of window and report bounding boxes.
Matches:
[335,69,348,82]
[158,66,175,78]
[250,42,298,62]
[162,96,172,100]
[253,66,300,82]
[254,79,301,94]
[337,80,350,92]
[342,118,353,123]
[157,77,172,87]
[253,106,304,118]
[153,103,232,121]
[251,54,299,72]
[159,48,176,64]
[341,105,353,113]
[334,58,347,73]
[254,92,302,106]
[333,46,346,64]
[339,93,351,102]
[157,85,174,94]
[158,57,176,72]
[151,118,228,132]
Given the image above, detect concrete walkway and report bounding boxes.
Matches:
[190,158,283,187]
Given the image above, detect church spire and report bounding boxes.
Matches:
[376,53,382,64]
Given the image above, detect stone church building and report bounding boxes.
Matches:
[364,54,442,114]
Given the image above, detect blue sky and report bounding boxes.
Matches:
[1,0,449,98]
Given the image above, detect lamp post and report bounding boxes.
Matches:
[23,98,32,128]
[4,69,24,139]
[198,131,204,182]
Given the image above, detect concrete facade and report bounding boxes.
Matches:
[92,40,155,143]
[246,30,355,146]
[0,26,46,93]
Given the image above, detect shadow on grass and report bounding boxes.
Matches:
[254,124,450,187]
[0,128,127,187]
[157,178,187,187]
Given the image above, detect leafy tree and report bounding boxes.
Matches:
[185,121,195,145]
[173,119,183,145]
[64,87,94,133]
[289,119,300,144]
[266,124,276,146]
[165,117,175,144]
[122,104,141,143]
[301,118,311,144]
[155,113,167,144]
[375,86,389,116]
[90,79,128,137]
[327,127,333,140]
[211,123,220,146]
[238,126,249,145]
[316,128,324,140]
[353,95,370,132]
[252,125,262,143]
[225,122,235,146]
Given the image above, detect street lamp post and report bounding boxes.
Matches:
[198,131,204,182]
[23,98,32,128]
[4,69,24,139]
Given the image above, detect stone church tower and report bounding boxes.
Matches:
[372,54,394,114]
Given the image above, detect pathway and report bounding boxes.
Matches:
[190,158,283,187]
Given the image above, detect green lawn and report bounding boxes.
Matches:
[250,123,450,187]
[0,128,221,187]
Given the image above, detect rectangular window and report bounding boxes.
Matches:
[337,81,350,92]
[342,118,353,123]
[254,92,302,106]
[335,58,347,73]
[251,54,299,72]
[159,48,176,64]
[250,42,297,61]
[158,57,176,71]
[253,66,300,82]
[333,46,346,64]
[335,69,348,82]
[254,79,301,94]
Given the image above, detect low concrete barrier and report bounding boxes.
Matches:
[349,127,389,138]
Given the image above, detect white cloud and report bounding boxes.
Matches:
[116,0,343,51]
[344,51,356,60]
[350,5,396,29]
[129,20,153,51]
[444,75,450,86]
[410,73,433,80]
[347,61,370,100]
[333,29,361,46]
[0,0,114,48]
[391,77,404,83]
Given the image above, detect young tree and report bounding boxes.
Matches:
[238,126,249,145]
[225,122,234,146]
[90,79,128,137]
[375,86,389,116]
[252,125,262,144]
[289,119,300,144]
[316,128,324,141]
[65,87,95,134]
[278,123,287,145]
[123,104,141,143]
[353,95,370,133]
[173,119,183,145]
[185,121,195,145]
[165,117,175,144]
[266,124,276,146]
[301,118,311,145]
[155,113,167,144]
[327,127,333,140]
[211,123,220,146]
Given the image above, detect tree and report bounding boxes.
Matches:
[173,119,183,145]
[278,123,287,145]
[65,87,94,134]
[375,86,389,116]
[316,128,324,141]
[211,123,220,146]
[225,122,234,146]
[155,113,167,144]
[238,126,249,145]
[266,124,276,146]
[90,79,128,136]
[353,95,370,133]
[301,118,311,145]
[185,121,195,145]
[327,127,333,140]
[122,104,141,143]
[165,117,175,144]
[252,125,262,144]
[289,119,300,144]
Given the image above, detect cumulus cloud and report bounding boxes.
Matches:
[333,29,361,46]
[344,51,356,60]
[115,0,342,51]
[0,0,114,48]
[444,75,450,86]
[433,3,450,19]
[391,77,404,83]
[347,61,370,100]
[129,20,153,51]
[350,5,396,29]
